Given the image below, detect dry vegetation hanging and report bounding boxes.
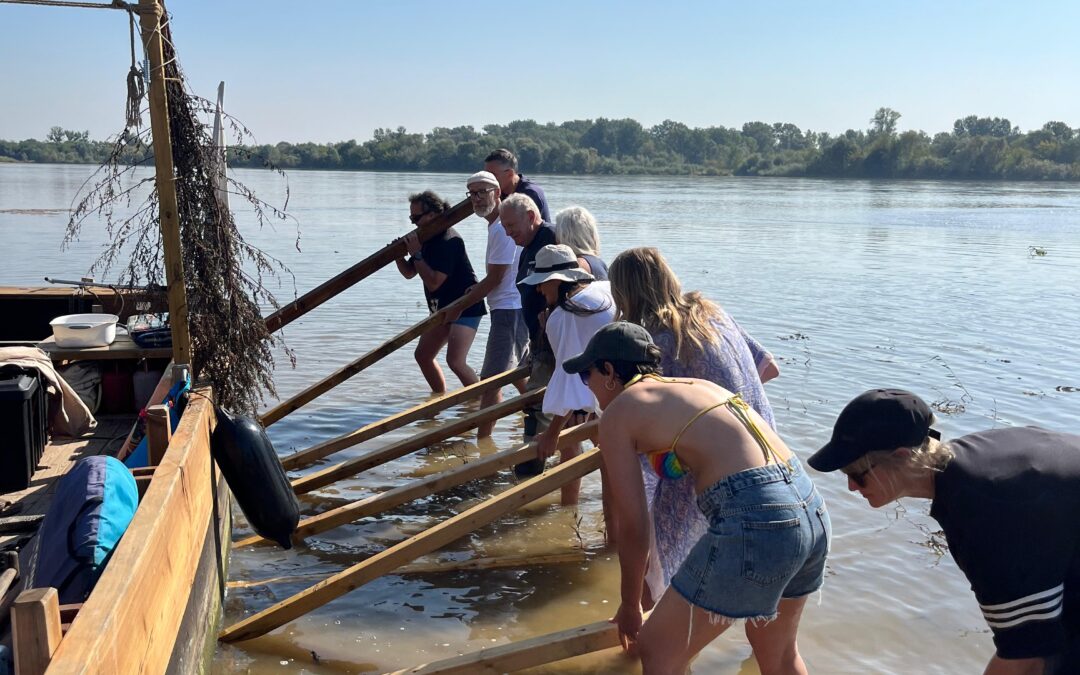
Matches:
[64,3,297,414]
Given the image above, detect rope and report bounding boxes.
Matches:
[0,0,133,9]
[125,8,144,129]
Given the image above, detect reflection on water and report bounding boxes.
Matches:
[3,165,1080,674]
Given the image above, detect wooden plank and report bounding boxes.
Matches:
[43,391,216,674]
[36,334,172,362]
[387,617,634,674]
[236,420,596,547]
[260,285,488,427]
[279,365,528,470]
[146,404,172,466]
[290,389,544,495]
[138,0,192,366]
[263,199,473,334]
[219,448,602,642]
[226,552,587,589]
[11,587,62,675]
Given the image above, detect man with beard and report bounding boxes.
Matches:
[457,171,528,437]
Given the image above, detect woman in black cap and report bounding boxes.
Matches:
[564,321,830,675]
[809,389,1080,675]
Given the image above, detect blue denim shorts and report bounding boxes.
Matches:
[451,314,483,330]
[670,456,830,623]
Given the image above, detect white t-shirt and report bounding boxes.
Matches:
[542,281,617,416]
[486,218,522,310]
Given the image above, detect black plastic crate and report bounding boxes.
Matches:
[0,367,47,493]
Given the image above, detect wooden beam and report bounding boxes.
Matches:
[138,0,192,367]
[279,365,528,471]
[12,587,63,675]
[226,552,588,589]
[235,420,596,547]
[260,287,489,427]
[145,403,172,466]
[289,389,543,495]
[219,448,602,642]
[387,616,641,674]
[263,199,473,334]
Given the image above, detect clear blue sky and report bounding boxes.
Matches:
[1,0,1077,143]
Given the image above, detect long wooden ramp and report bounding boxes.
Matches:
[387,616,638,674]
[263,199,472,334]
[235,421,597,547]
[290,389,544,495]
[219,448,602,642]
[278,365,528,470]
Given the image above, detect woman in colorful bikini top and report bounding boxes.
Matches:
[562,321,831,675]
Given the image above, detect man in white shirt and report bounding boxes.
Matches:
[460,171,529,437]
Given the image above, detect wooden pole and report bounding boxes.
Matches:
[278,365,528,471]
[387,615,642,674]
[145,403,172,465]
[137,0,192,367]
[235,420,596,547]
[290,389,544,495]
[260,285,488,427]
[263,199,473,334]
[12,587,63,675]
[226,552,588,589]
[219,448,602,642]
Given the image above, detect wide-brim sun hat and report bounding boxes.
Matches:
[519,244,594,286]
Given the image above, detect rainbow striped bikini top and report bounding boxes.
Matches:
[632,374,779,480]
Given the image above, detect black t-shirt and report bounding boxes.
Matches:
[929,427,1080,660]
[515,175,551,223]
[515,224,556,340]
[415,227,486,318]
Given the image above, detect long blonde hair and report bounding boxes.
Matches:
[608,247,726,364]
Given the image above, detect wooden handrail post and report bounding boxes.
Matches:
[138,0,193,368]
[219,448,602,642]
[12,587,63,675]
[263,199,474,334]
[146,403,172,465]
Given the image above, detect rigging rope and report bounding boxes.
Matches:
[125,8,145,129]
[0,0,133,9]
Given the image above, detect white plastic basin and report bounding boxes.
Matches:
[50,313,120,348]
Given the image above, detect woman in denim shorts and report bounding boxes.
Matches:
[563,321,831,674]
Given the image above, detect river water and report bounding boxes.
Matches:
[2,164,1079,673]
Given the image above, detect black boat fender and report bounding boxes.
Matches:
[210,408,299,549]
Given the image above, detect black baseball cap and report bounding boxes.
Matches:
[563,322,655,374]
[808,389,941,472]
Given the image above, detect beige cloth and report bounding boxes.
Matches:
[0,347,96,437]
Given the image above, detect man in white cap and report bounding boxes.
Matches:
[458,171,528,437]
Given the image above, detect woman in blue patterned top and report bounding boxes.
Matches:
[609,246,779,604]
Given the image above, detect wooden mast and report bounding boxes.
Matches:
[137,0,192,367]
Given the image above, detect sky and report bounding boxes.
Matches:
[1,0,1078,144]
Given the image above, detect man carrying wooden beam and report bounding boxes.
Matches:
[450,171,529,438]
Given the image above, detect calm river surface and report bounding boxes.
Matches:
[3,164,1079,673]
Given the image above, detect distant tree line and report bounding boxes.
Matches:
[3,110,1078,180]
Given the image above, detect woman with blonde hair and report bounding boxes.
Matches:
[554,206,607,280]
[608,246,780,600]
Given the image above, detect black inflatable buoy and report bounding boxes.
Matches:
[211,408,299,549]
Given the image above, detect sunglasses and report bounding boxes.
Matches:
[466,188,496,199]
[409,212,427,225]
[578,369,592,385]
[843,463,876,488]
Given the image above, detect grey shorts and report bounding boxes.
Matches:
[514,342,554,478]
[480,309,529,379]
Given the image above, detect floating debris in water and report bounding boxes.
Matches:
[1057,385,1079,393]
[778,332,809,341]
[1029,246,1048,257]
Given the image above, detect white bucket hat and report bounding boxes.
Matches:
[519,244,594,286]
